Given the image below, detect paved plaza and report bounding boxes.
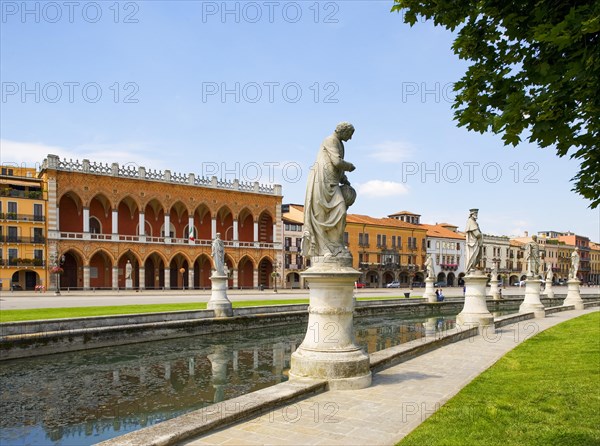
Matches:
[179,307,598,446]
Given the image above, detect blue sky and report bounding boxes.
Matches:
[1,1,598,240]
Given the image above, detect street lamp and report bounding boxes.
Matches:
[179,267,186,290]
[271,261,281,293]
[51,254,65,295]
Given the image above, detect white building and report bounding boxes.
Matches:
[421,223,465,287]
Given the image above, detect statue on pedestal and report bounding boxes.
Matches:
[525,235,540,277]
[424,254,434,279]
[302,122,356,262]
[212,233,225,276]
[546,262,554,282]
[465,209,483,273]
[125,260,132,279]
[569,247,580,279]
[491,261,498,281]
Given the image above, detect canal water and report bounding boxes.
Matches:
[0,308,517,445]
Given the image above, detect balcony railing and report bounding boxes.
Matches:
[58,232,278,249]
[1,259,46,267]
[0,213,45,222]
[0,236,46,244]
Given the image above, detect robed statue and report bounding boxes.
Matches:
[212,233,225,276]
[525,235,541,277]
[424,254,434,279]
[465,209,483,272]
[569,248,580,279]
[302,122,357,261]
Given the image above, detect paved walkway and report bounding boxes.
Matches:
[181,307,598,446]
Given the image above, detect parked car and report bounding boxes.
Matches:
[386,281,400,288]
[434,281,447,287]
[354,281,366,289]
[11,283,23,291]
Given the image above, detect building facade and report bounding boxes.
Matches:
[41,155,282,291]
[281,204,306,289]
[0,166,47,291]
[422,223,465,287]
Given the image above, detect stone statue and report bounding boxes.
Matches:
[491,261,498,281]
[546,262,554,281]
[125,260,132,279]
[525,235,540,277]
[302,122,356,261]
[212,233,225,276]
[569,248,580,279]
[464,209,483,272]
[424,254,434,279]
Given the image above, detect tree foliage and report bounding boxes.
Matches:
[392,1,600,208]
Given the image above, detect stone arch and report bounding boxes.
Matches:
[238,255,255,289]
[144,251,166,289]
[193,203,212,241]
[117,196,140,236]
[367,270,379,287]
[144,199,165,238]
[399,271,409,285]
[509,274,519,285]
[237,207,254,242]
[436,272,446,284]
[58,191,83,232]
[414,272,425,283]
[169,253,191,289]
[60,249,84,289]
[258,256,274,288]
[447,272,456,287]
[118,250,141,289]
[89,249,113,289]
[88,193,112,234]
[169,200,189,239]
[257,210,274,243]
[382,271,395,286]
[194,254,212,289]
[216,206,234,241]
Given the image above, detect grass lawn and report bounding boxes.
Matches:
[0,294,421,322]
[398,311,600,446]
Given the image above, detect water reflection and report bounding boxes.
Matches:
[0,310,513,445]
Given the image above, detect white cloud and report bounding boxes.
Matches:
[0,139,163,171]
[356,180,409,198]
[368,140,414,163]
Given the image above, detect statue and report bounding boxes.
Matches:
[424,254,434,279]
[212,233,225,276]
[491,261,498,281]
[546,262,554,281]
[125,260,132,279]
[302,122,356,261]
[525,235,540,277]
[464,209,483,272]
[569,247,580,279]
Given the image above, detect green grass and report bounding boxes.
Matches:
[0,295,422,323]
[398,312,600,446]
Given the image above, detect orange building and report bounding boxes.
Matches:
[40,155,282,291]
[0,165,47,291]
[347,213,427,287]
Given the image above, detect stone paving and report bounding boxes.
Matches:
[180,307,598,446]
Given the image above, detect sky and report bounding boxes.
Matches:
[1,1,598,241]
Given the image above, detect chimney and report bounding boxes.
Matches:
[524,231,529,237]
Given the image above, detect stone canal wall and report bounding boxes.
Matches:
[1,295,598,361]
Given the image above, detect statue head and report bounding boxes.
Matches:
[469,208,478,218]
[215,233,221,239]
[532,235,538,242]
[335,122,355,141]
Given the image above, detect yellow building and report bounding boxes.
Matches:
[0,165,47,291]
[347,213,427,287]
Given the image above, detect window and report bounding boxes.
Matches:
[391,236,396,247]
[397,236,401,248]
[359,233,363,246]
[377,234,381,247]
[285,237,291,247]
[8,226,18,242]
[436,254,440,264]
[34,228,43,243]
[8,248,17,265]
[34,204,43,221]
[34,249,43,261]
[296,238,302,248]
[457,243,460,250]
[436,241,440,249]
[8,202,17,214]
[381,234,386,247]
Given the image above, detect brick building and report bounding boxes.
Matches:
[40,155,282,291]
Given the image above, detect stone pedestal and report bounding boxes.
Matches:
[519,277,545,317]
[489,279,501,300]
[289,261,371,390]
[208,274,233,317]
[563,279,584,310]
[125,278,133,290]
[544,279,555,299]
[424,277,436,303]
[456,272,494,331]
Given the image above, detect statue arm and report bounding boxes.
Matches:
[322,140,354,173]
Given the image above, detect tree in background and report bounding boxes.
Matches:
[392,1,599,207]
